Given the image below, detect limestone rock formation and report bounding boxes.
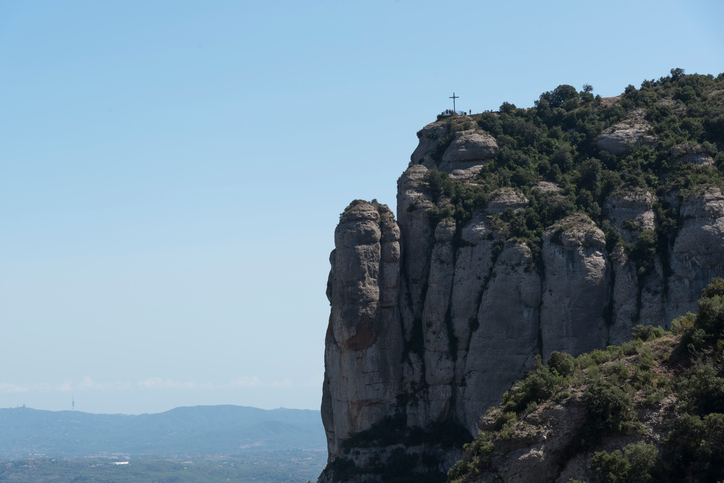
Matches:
[670,143,715,166]
[441,129,498,163]
[667,188,724,321]
[460,241,541,431]
[540,214,610,360]
[485,188,528,214]
[319,113,724,482]
[595,111,656,155]
[439,129,499,179]
[410,119,498,180]
[322,200,402,459]
[603,189,656,244]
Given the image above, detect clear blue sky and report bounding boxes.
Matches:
[1,0,722,414]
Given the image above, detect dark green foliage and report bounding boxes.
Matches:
[423,168,487,229]
[591,443,659,483]
[493,411,517,430]
[503,356,566,413]
[629,230,657,277]
[696,277,724,336]
[663,413,724,482]
[538,85,580,109]
[547,351,575,377]
[702,277,724,298]
[637,346,654,371]
[423,71,724,265]
[678,360,724,415]
[584,380,633,434]
[631,324,666,341]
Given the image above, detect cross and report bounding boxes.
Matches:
[450,92,459,113]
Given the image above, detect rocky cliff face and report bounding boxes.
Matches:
[319,114,724,482]
[322,201,402,458]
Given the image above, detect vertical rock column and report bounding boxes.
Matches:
[460,242,542,432]
[603,190,664,343]
[667,188,724,322]
[321,201,402,460]
[417,220,456,426]
[396,165,436,409]
[540,214,610,359]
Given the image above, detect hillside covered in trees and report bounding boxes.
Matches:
[422,68,724,263]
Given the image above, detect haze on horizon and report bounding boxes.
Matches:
[1,0,722,415]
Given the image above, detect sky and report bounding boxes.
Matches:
[1,0,722,415]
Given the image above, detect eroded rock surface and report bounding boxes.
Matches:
[410,120,498,180]
[320,120,724,482]
[461,241,541,432]
[439,129,499,179]
[670,143,715,166]
[667,188,724,321]
[540,214,609,359]
[322,200,403,459]
[596,110,656,155]
[603,189,656,243]
[486,188,528,214]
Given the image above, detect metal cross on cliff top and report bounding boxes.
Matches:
[450,92,459,113]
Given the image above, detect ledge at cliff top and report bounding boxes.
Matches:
[320,71,724,483]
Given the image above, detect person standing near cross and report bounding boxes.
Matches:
[450,92,459,113]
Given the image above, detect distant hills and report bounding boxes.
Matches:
[0,405,326,459]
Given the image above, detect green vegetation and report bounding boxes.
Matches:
[447,278,724,483]
[591,442,659,483]
[420,70,724,266]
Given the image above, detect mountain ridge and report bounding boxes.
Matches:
[0,404,325,459]
[320,70,724,482]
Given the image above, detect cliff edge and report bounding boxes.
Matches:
[320,71,724,482]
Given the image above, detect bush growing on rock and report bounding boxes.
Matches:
[445,279,724,483]
[591,442,659,483]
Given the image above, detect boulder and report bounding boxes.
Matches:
[670,143,715,166]
[596,111,656,155]
[486,188,529,214]
[439,129,498,179]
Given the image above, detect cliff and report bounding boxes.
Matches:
[320,71,724,482]
[447,279,724,483]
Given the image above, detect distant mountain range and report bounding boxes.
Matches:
[0,405,325,459]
